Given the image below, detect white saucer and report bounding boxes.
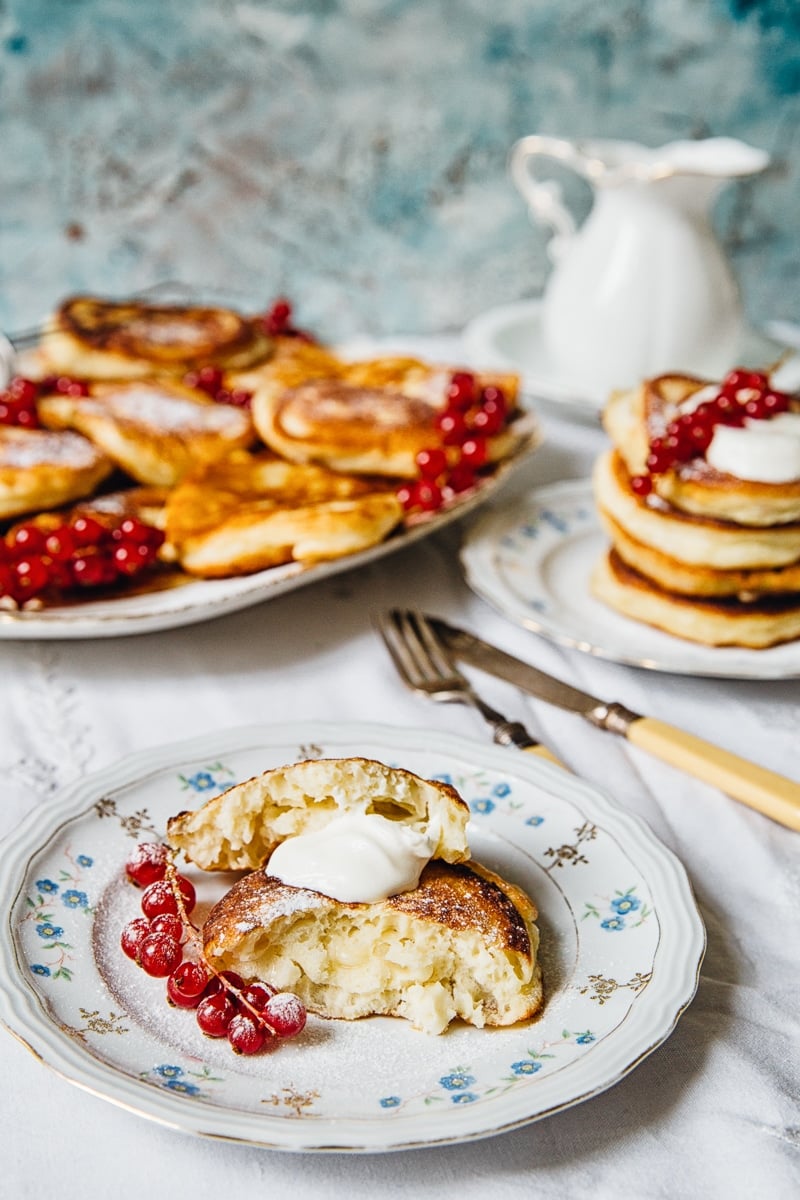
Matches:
[461,300,797,420]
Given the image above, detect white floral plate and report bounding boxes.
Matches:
[0,722,704,1153]
[461,479,800,679]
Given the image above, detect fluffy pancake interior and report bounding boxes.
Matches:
[167,756,471,871]
[202,861,542,1035]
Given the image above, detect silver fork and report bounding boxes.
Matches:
[376,609,562,765]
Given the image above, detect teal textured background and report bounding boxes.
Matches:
[0,0,798,338]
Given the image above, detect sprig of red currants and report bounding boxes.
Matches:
[631,369,793,497]
[398,372,510,514]
[121,841,307,1056]
[0,513,165,608]
[0,374,91,429]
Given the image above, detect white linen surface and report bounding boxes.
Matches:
[0,338,798,1199]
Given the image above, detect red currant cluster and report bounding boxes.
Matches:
[121,842,307,1056]
[0,374,90,429]
[182,365,253,409]
[398,372,509,514]
[631,369,794,497]
[0,513,165,607]
[261,296,313,340]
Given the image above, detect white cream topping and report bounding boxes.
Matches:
[266,813,434,903]
[705,412,800,483]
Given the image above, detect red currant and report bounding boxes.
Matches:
[435,411,468,445]
[196,992,237,1037]
[7,524,46,557]
[413,480,444,512]
[71,553,118,588]
[13,556,50,599]
[149,912,183,942]
[139,932,183,978]
[227,1013,268,1055]
[140,875,196,920]
[414,446,447,479]
[445,464,478,494]
[125,841,169,887]
[242,980,277,1010]
[459,437,488,469]
[120,917,152,961]
[396,483,417,511]
[8,377,38,405]
[630,474,653,496]
[263,298,293,336]
[446,372,477,410]
[762,390,791,416]
[44,526,77,562]
[470,405,505,436]
[70,515,107,547]
[167,961,209,1008]
[261,992,307,1038]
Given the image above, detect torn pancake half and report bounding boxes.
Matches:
[38,378,255,487]
[38,295,273,379]
[202,859,543,1035]
[164,450,402,577]
[167,756,471,871]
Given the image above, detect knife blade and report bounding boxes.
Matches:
[430,616,800,832]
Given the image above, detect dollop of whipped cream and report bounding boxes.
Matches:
[267,813,434,903]
[705,412,800,483]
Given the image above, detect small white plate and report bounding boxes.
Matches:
[462,300,796,419]
[461,479,800,679]
[0,721,704,1153]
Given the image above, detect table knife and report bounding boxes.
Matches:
[430,616,800,831]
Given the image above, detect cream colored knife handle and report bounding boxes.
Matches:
[522,743,567,769]
[626,717,800,831]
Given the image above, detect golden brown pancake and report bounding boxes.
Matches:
[37,295,273,379]
[0,426,113,519]
[250,346,522,477]
[594,450,800,570]
[202,859,543,1034]
[37,379,255,487]
[598,508,800,599]
[164,450,403,577]
[167,756,471,871]
[591,549,800,648]
[603,376,800,526]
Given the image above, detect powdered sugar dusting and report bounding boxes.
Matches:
[100,384,251,434]
[0,428,105,468]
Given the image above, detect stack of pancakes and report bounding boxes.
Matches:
[4,294,528,588]
[592,374,800,648]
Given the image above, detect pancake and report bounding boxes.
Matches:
[593,450,800,570]
[37,295,273,379]
[250,347,521,477]
[202,859,543,1035]
[603,376,800,526]
[37,378,255,487]
[598,508,800,599]
[0,426,113,519]
[163,450,403,577]
[167,756,471,871]
[591,549,800,648]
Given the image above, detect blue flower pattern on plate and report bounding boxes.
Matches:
[584,887,651,930]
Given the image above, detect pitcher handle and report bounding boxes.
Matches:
[510,135,584,261]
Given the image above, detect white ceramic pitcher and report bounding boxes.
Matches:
[510,135,769,395]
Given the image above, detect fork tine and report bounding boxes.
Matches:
[375,610,426,690]
[405,610,463,683]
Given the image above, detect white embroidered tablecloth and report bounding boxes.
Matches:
[0,337,798,1199]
